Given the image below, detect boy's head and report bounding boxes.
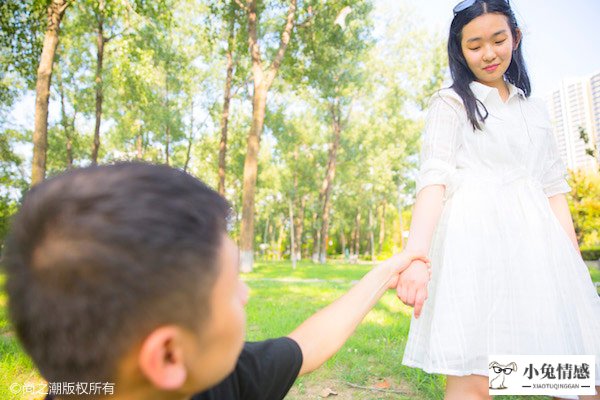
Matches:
[3,163,249,398]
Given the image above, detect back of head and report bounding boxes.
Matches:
[447,0,531,129]
[3,163,229,385]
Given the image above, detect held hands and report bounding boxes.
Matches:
[396,259,431,319]
[380,251,430,290]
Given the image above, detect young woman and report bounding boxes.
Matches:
[396,1,600,399]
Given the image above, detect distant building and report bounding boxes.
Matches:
[545,71,600,171]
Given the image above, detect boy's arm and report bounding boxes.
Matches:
[548,193,580,254]
[287,252,427,376]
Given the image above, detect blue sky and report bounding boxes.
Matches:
[378,0,600,97]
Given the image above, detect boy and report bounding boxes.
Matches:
[3,163,426,399]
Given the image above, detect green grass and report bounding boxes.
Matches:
[1,262,599,399]
[243,261,569,399]
[0,275,43,400]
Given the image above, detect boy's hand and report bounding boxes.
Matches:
[381,251,429,289]
[396,259,431,319]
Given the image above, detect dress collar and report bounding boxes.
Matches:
[469,80,525,103]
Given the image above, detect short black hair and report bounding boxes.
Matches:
[3,162,230,386]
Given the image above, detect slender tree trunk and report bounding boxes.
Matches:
[340,230,346,257]
[91,0,105,165]
[240,84,267,270]
[294,195,306,261]
[289,200,296,268]
[218,6,236,196]
[311,208,321,262]
[136,130,143,160]
[318,100,342,263]
[277,219,285,260]
[378,201,386,254]
[57,69,73,168]
[397,184,406,249]
[239,0,297,272]
[32,0,70,185]
[164,67,170,166]
[267,219,274,260]
[354,212,361,256]
[369,208,375,261]
[184,99,194,172]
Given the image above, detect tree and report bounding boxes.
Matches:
[0,129,27,247]
[567,169,600,247]
[213,1,249,196]
[236,0,298,272]
[32,0,71,185]
[288,0,373,263]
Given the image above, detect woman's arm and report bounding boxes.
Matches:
[396,184,445,318]
[548,193,580,254]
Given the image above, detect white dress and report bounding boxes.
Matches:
[402,81,600,392]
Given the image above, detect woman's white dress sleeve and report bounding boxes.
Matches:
[416,93,463,196]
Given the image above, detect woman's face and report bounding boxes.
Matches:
[460,12,520,87]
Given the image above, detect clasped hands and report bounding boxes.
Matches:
[382,251,432,319]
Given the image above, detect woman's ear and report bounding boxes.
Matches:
[513,28,522,51]
[138,326,187,390]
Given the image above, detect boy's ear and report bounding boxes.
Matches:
[138,326,187,390]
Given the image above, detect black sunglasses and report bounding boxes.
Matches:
[453,0,476,14]
[453,0,510,15]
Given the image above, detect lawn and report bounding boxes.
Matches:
[0,261,598,399]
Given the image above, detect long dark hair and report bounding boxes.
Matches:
[448,0,531,130]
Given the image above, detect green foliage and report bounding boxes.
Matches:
[567,170,600,247]
[0,130,27,247]
[0,0,48,90]
[582,247,600,261]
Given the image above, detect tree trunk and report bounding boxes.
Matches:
[239,0,297,272]
[184,99,194,172]
[378,201,386,254]
[397,184,406,249]
[57,69,73,168]
[369,208,375,261]
[317,100,342,263]
[218,6,236,196]
[340,230,346,257]
[91,0,105,165]
[164,68,170,166]
[136,131,143,160]
[294,195,306,261]
[276,219,285,260]
[311,210,321,262]
[289,200,296,268]
[354,212,361,256]
[32,0,70,185]
[240,84,267,271]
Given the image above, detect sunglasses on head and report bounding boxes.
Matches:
[453,0,510,15]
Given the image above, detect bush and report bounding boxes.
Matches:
[581,247,600,261]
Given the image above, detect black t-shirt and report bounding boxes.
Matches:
[192,337,303,400]
[44,337,302,400]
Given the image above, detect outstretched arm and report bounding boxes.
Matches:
[287,251,428,376]
[548,193,580,254]
[396,184,445,318]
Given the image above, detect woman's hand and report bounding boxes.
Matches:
[382,251,430,290]
[396,259,431,318]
